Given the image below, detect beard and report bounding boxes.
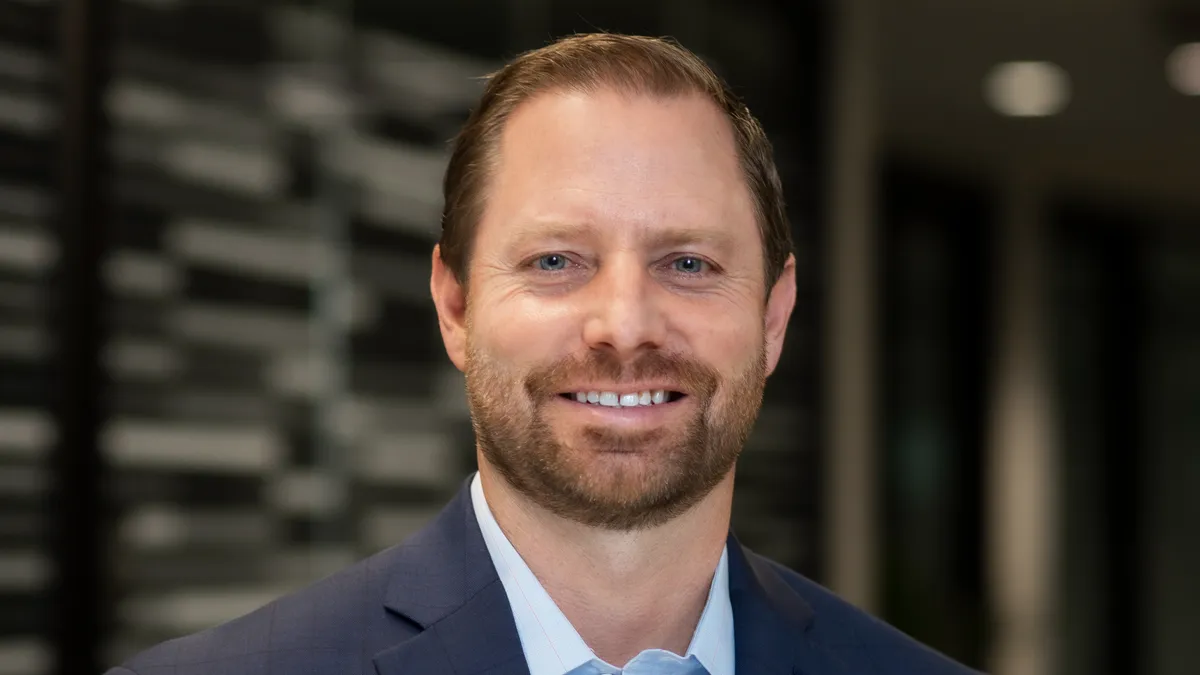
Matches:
[464,340,767,531]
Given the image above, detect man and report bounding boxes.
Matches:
[110,34,979,675]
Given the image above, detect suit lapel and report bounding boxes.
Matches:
[373,579,530,675]
[373,479,530,675]
[371,480,844,675]
[727,535,849,675]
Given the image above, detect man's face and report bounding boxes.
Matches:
[433,88,795,530]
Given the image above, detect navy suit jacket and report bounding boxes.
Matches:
[108,480,981,675]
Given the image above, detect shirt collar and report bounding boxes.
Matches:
[470,472,735,675]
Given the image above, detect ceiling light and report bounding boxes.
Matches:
[984,61,1071,117]
[1167,43,1200,95]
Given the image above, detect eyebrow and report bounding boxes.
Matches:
[507,220,594,248]
[506,219,738,253]
[645,227,737,252]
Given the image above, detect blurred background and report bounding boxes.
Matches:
[0,0,1197,673]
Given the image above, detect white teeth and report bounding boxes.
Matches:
[571,389,672,407]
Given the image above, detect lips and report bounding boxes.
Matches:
[525,351,717,409]
[558,389,686,408]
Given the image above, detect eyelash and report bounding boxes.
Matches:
[532,253,576,272]
[527,253,718,277]
[668,256,710,275]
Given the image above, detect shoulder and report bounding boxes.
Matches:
[112,544,417,675]
[751,552,984,675]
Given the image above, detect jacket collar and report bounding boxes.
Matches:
[374,479,530,675]
[373,477,834,675]
[726,540,849,674]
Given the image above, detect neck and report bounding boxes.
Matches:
[478,461,733,667]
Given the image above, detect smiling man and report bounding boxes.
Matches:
[109,34,979,675]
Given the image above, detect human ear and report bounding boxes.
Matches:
[763,254,797,376]
[430,244,468,371]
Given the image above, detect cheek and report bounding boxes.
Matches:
[469,293,580,362]
[678,307,763,374]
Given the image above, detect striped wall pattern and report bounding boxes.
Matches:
[100,1,492,662]
[0,1,63,673]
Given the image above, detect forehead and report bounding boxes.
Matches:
[478,88,757,247]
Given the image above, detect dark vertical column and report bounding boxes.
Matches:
[780,0,830,583]
[1097,222,1142,675]
[876,161,992,668]
[760,0,830,579]
[48,0,114,673]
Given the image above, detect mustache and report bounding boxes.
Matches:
[524,350,720,399]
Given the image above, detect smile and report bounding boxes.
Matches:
[558,390,686,407]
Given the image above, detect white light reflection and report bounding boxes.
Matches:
[984,61,1071,117]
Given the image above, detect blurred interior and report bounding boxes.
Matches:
[0,0,1197,674]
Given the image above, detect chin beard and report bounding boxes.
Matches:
[466,347,766,530]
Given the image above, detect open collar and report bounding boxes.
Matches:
[372,478,832,675]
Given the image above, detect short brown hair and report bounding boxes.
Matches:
[439,33,792,293]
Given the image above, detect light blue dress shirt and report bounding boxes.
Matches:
[470,473,735,675]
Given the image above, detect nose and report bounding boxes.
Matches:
[580,254,667,359]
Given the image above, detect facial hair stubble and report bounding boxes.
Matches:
[465,342,768,531]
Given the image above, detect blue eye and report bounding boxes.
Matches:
[672,256,706,274]
[536,254,569,271]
